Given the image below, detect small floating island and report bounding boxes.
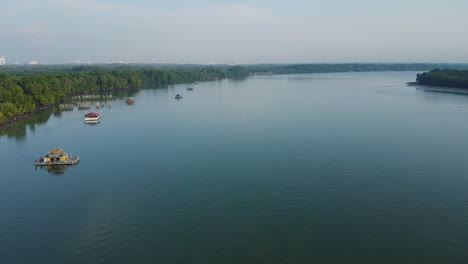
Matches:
[34,149,80,166]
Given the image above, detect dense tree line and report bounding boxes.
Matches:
[0,66,248,124]
[416,69,468,88]
[2,63,468,77]
[246,63,468,74]
[2,63,468,124]
[0,64,247,77]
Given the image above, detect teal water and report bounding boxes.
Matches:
[1,72,468,263]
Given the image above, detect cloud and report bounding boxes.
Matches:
[166,4,280,24]
[8,0,467,63]
[56,0,280,24]
[60,0,143,17]
[23,21,55,43]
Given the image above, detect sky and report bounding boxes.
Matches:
[1,0,468,64]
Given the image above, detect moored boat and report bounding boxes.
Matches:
[126,97,135,104]
[174,94,183,99]
[34,149,80,166]
[84,112,100,123]
[187,86,194,91]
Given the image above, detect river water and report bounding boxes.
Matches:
[1,72,468,263]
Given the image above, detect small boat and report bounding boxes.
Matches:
[84,112,100,123]
[34,149,80,166]
[126,97,135,104]
[187,87,194,91]
[174,94,183,99]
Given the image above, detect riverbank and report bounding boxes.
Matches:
[2,66,466,129]
[0,104,53,129]
[0,66,248,127]
[416,69,468,89]
[0,85,144,129]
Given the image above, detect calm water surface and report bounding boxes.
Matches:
[1,72,468,263]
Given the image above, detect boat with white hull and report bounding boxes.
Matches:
[84,112,100,123]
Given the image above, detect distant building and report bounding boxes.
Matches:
[0,56,5,65]
[67,60,92,65]
[29,60,38,65]
[208,61,226,65]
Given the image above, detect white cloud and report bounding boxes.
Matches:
[23,21,55,43]
[57,0,280,24]
[4,0,468,63]
[165,4,280,24]
[59,0,144,16]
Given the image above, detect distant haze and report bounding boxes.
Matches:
[1,0,468,64]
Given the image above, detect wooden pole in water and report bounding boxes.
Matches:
[97,76,103,101]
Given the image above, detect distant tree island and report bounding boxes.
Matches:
[416,69,468,89]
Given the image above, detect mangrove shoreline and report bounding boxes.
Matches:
[2,63,468,128]
[0,66,248,127]
[416,69,468,89]
[0,85,140,129]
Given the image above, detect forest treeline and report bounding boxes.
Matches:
[416,69,468,88]
[0,66,247,123]
[2,63,468,124]
[245,63,468,74]
[2,63,468,77]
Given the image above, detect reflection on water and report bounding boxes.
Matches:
[415,85,468,95]
[3,82,468,142]
[4,73,468,264]
[414,86,468,113]
[0,87,158,141]
[0,107,55,141]
[35,164,74,175]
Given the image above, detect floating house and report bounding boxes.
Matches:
[34,149,80,166]
[84,112,100,123]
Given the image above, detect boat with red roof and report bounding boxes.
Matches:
[84,112,100,123]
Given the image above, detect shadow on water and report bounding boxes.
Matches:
[414,85,468,96]
[35,164,74,175]
[410,85,468,114]
[414,86,468,104]
[0,107,56,141]
[0,85,171,141]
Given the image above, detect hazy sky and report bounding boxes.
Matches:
[1,0,468,64]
